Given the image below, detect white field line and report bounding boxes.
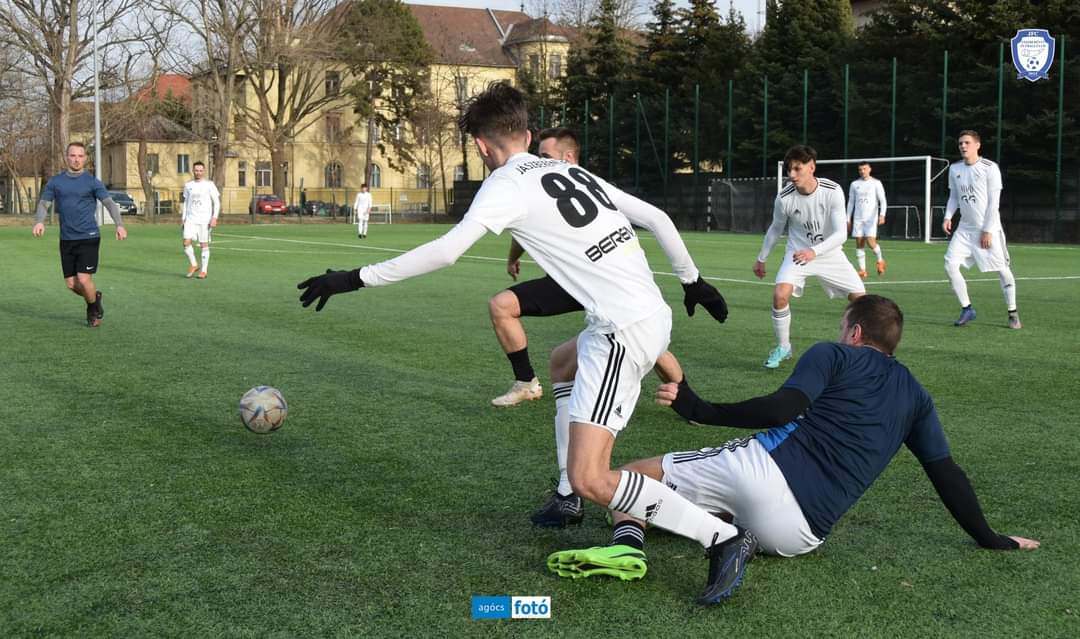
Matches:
[214,232,1080,287]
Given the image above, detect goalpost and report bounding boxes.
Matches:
[776,155,950,243]
[369,204,393,225]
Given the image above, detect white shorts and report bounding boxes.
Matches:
[183,222,211,244]
[568,306,672,437]
[776,248,865,299]
[850,216,878,239]
[944,228,1011,272]
[662,437,823,557]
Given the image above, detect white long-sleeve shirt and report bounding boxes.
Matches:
[758,177,848,263]
[945,158,1002,234]
[353,191,372,220]
[358,152,699,333]
[847,177,887,222]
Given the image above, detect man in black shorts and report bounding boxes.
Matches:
[32,142,127,326]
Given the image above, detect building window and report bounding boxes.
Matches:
[370,122,380,143]
[177,154,190,174]
[530,54,541,77]
[455,76,468,105]
[256,161,271,187]
[368,163,381,188]
[325,70,341,96]
[416,163,431,189]
[282,161,289,187]
[454,164,465,182]
[325,111,342,144]
[238,160,247,187]
[549,54,562,78]
[145,153,159,176]
[393,123,403,142]
[233,113,246,142]
[325,162,343,188]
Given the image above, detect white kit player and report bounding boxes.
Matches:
[353,183,372,239]
[754,145,865,369]
[297,82,756,604]
[847,161,888,278]
[181,161,221,279]
[942,130,1020,329]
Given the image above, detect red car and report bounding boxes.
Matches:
[250,194,287,214]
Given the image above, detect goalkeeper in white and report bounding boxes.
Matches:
[181,161,221,279]
[846,161,888,277]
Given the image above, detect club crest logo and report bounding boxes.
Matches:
[1011,29,1055,82]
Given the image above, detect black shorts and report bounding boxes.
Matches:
[509,276,583,317]
[59,238,101,278]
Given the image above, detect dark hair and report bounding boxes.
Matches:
[844,295,904,355]
[458,81,528,142]
[857,161,870,168]
[783,144,817,170]
[66,142,87,153]
[361,183,369,189]
[193,161,205,169]
[538,127,580,155]
[957,129,981,142]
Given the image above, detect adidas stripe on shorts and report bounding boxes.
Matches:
[568,306,671,437]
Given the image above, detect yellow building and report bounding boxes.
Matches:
[181,3,573,215]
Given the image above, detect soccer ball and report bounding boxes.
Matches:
[238,386,288,434]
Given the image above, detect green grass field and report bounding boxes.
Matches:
[2,222,1078,637]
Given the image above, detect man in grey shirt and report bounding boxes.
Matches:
[32,142,127,327]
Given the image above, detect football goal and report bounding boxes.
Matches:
[370,204,393,225]
[776,155,950,243]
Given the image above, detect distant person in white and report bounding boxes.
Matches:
[181,161,220,279]
[942,130,1020,329]
[297,82,755,604]
[354,183,372,239]
[754,145,865,369]
[847,161,888,278]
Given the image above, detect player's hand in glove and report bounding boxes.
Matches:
[298,268,364,311]
[682,277,728,323]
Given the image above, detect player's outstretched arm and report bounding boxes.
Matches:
[607,188,699,284]
[297,219,488,311]
[921,456,1039,550]
[656,379,809,429]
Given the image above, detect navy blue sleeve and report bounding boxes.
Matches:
[41,177,56,202]
[904,389,951,463]
[93,178,110,202]
[780,342,841,403]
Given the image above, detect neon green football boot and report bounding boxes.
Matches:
[546,544,647,581]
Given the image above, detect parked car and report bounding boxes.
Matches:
[108,191,138,216]
[250,194,287,214]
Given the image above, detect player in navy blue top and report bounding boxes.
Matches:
[33,142,127,327]
[579,295,1037,600]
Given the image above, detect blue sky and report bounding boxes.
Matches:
[404,1,766,34]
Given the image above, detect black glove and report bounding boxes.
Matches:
[298,268,364,311]
[682,277,728,323]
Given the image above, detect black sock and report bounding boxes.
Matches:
[610,520,646,550]
[507,348,535,382]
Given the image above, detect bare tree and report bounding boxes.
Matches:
[239,0,346,196]
[550,0,643,29]
[0,0,149,174]
[151,0,258,193]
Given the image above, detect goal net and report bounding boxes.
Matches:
[775,155,950,243]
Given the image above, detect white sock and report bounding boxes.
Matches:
[945,261,970,307]
[999,267,1017,312]
[872,244,883,260]
[201,248,210,273]
[772,306,791,349]
[609,470,736,548]
[552,382,574,496]
[184,245,197,266]
[855,249,866,271]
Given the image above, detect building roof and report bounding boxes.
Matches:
[135,74,192,104]
[502,17,575,46]
[407,4,534,67]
